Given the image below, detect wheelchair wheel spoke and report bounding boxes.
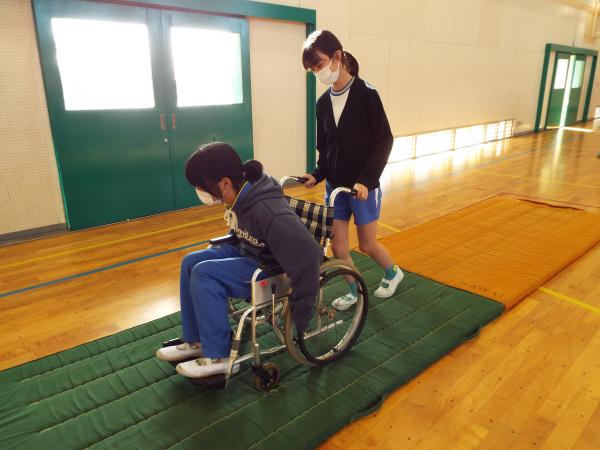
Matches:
[297,267,368,365]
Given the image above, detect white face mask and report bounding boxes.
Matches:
[196,188,222,205]
[315,57,340,85]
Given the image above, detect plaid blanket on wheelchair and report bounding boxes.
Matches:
[285,196,334,248]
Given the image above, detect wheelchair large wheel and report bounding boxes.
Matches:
[287,262,368,366]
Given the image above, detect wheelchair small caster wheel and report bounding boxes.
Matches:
[255,362,280,391]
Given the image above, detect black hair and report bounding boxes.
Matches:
[302,30,359,77]
[184,142,263,198]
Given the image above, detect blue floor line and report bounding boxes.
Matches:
[0,131,580,301]
[0,239,210,299]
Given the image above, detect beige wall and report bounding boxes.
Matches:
[249,18,307,180]
[0,0,66,235]
[2,0,600,235]
[261,0,600,134]
[294,0,600,135]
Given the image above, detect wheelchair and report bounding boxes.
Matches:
[164,176,369,391]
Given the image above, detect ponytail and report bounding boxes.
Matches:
[242,160,263,183]
[342,50,359,77]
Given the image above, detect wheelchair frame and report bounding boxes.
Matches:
[197,176,366,390]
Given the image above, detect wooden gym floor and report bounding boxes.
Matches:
[1,122,599,449]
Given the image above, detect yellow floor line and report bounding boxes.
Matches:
[0,213,224,271]
[469,169,600,190]
[538,287,600,315]
[378,221,402,233]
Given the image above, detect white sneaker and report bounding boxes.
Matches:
[156,342,203,362]
[374,267,404,298]
[176,357,240,379]
[332,293,358,311]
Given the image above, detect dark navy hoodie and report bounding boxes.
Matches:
[227,174,323,332]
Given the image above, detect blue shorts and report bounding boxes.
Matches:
[325,182,382,225]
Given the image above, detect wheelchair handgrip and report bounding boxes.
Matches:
[327,186,358,207]
[279,175,309,188]
[292,176,308,184]
[339,187,359,196]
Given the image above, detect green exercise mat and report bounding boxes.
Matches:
[0,252,503,449]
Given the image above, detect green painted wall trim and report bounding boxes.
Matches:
[546,43,598,57]
[32,0,72,227]
[582,53,597,121]
[535,43,598,132]
[95,0,316,24]
[534,44,553,133]
[306,22,316,173]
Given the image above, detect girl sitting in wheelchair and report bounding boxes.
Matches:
[157,142,323,379]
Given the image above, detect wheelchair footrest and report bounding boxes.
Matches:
[187,373,227,390]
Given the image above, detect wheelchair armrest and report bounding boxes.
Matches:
[209,234,239,247]
[259,261,284,276]
[260,261,281,271]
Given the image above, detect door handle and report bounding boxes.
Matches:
[160,113,166,131]
[171,113,177,130]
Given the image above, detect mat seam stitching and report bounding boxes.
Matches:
[19,273,446,446]
[24,318,278,406]
[246,306,475,449]
[17,322,181,384]
[84,288,430,449]
[165,295,455,450]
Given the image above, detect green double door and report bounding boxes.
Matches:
[34,0,253,229]
[546,52,586,128]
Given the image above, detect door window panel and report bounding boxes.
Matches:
[571,60,584,88]
[553,58,569,89]
[171,27,243,107]
[51,18,155,111]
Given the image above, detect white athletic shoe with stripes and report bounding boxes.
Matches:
[176,357,240,378]
[156,342,203,362]
[374,267,404,298]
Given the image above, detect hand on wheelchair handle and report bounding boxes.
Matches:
[300,174,317,188]
[352,183,368,200]
[292,176,308,184]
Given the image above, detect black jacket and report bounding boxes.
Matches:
[311,78,393,190]
[229,174,323,332]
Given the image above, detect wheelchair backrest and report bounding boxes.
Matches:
[284,196,334,248]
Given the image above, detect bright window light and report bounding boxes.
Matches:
[454,125,485,148]
[559,55,576,127]
[553,59,569,89]
[562,126,593,133]
[502,120,513,138]
[389,136,416,162]
[485,122,499,141]
[171,27,243,107]
[594,106,600,119]
[415,130,454,158]
[51,18,155,111]
[389,120,514,165]
[572,60,584,89]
